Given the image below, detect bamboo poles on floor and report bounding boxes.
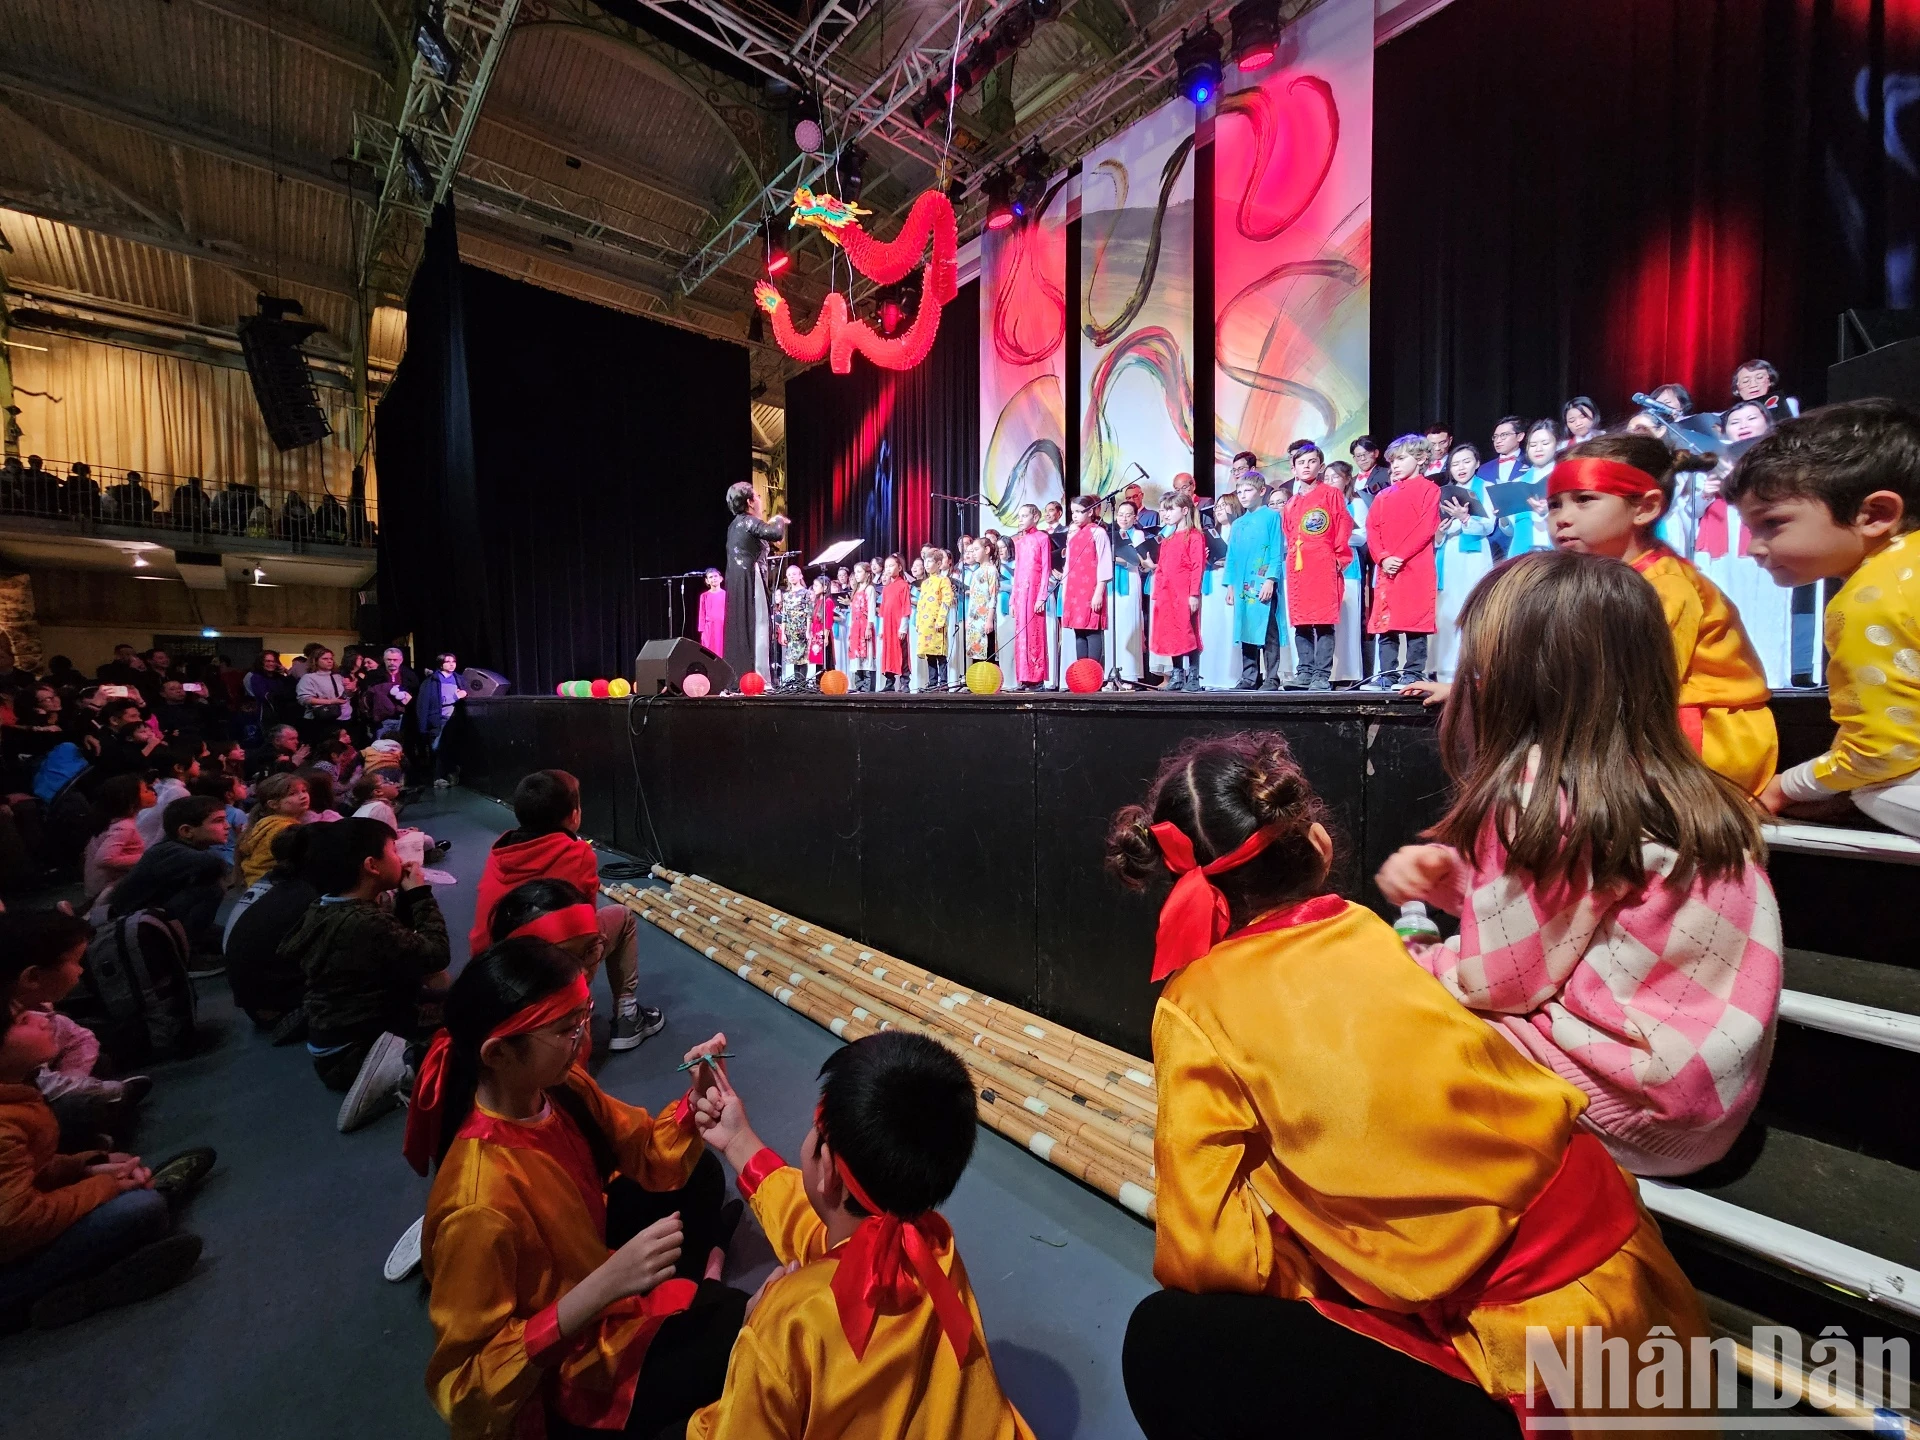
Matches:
[604,879,1159,1223]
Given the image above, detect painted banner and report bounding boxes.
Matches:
[1213,0,1372,488]
[1080,99,1196,515]
[979,174,1071,530]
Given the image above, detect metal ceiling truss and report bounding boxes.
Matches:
[351,0,524,295]
[671,0,1038,298]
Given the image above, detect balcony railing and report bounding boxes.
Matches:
[0,460,378,550]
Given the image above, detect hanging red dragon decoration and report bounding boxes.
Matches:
[754,188,960,374]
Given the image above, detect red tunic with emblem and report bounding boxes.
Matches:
[1281,483,1354,627]
[1151,526,1208,656]
[1062,521,1113,631]
[878,577,913,675]
[1364,476,1441,634]
[848,585,874,662]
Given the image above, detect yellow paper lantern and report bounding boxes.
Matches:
[608,677,632,698]
[965,661,1003,695]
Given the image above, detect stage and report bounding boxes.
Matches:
[460,688,1835,1055]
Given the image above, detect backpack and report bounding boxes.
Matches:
[67,911,199,1066]
[32,742,88,805]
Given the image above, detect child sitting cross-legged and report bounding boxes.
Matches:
[687,1031,1036,1439]
[0,927,215,1330]
[1727,399,1920,833]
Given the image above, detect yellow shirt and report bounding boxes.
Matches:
[422,1068,703,1440]
[688,1162,1035,1440]
[915,573,956,657]
[1805,532,1920,792]
[1151,899,1706,1404]
[1633,548,1779,794]
[234,812,296,887]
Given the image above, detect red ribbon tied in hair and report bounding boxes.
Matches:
[819,1104,976,1364]
[402,972,592,1176]
[1149,821,1286,982]
[507,903,599,947]
[1546,456,1662,501]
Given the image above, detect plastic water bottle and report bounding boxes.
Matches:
[1393,901,1440,947]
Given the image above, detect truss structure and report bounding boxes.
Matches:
[351,0,524,296]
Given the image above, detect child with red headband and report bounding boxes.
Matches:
[417,938,746,1440]
[1547,434,1778,794]
[1105,728,1713,1440]
[686,1031,1036,1439]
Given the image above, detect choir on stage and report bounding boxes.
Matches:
[715,361,1817,698]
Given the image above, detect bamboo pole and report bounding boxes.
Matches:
[614,884,1159,1219]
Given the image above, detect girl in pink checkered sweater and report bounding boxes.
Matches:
[1378,551,1781,1176]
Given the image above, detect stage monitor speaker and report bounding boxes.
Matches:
[634,638,734,696]
[1829,335,1920,408]
[238,296,332,451]
[462,667,511,697]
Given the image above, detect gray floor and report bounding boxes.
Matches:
[9,789,1155,1440]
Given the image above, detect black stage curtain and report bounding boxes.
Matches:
[377,208,750,691]
[783,281,980,566]
[1372,0,1920,444]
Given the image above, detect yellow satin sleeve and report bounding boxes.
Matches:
[1638,554,1777,793]
[425,1204,548,1437]
[565,1065,702,1189]
[746,1164,832,1265]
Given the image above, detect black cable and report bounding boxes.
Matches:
[623,691,667,867]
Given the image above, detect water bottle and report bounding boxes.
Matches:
[1393,900,1441,947]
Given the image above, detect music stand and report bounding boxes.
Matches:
[809,538,865,569]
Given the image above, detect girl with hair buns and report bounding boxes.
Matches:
[1547,434,1779,793]
[1381,550,1780,1177]
[416,939,745,1440]
[1108,730,1710,1440]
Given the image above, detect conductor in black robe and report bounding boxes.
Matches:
[723,480,790,685]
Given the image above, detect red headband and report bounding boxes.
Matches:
[403,972,593,1175]
[507,904,599,946]
[1149,821,1285,982]
[814,1101,975,1363]
[1547,456,1661,501]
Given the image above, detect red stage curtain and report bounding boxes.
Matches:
[783,282,980,567]
[1372,0,1920,441]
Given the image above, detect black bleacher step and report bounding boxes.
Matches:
[1785,947,1920,1013]
[1676,1124,1920,1271]
[1769,849,1919,972]
[1759,1023,1920,1169]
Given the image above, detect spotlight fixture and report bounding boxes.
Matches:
[878,285,905,337]
[790,90,823,153]
[990,5,1036,55]
[414,5,459,85]
[837,141,867,201]
[1174,24,1224,106]
[761,217,791,277]
[1228,0,1280,71]
[399,135,433,200]
[1027,0,1059,18]
[956,41,999,92]
[983,170,1016,231]
[1012,142,1050,221]
[912,89,947,131]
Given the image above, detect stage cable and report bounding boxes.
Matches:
[622,691,668,869]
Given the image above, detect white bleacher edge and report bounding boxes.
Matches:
[1764,821,1920,865]
[1641,1181,1920,1322]
[1779,989,1920,1055]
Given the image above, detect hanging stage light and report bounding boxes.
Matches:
[878,284,906,337]
[762,216,791,277]
[414,4,458,85]
[913,88,947,131]
[790,90,824,153]
[1011,143,1050,221]
[399,135,433,200]
[1173,25,1224,106]
[1228,0,1280,71]
[983,170,1017,231]
[838,141,868,201]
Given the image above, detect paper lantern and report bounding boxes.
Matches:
[819,669,849,695]
[965,661,1003,694]
[590,678,610,698]
[681,672,711,698]
[555,682,568,697]
[739,671,766,696]
[1066,658,1104,693]
[608,678,631,698]
[571,680,593,698]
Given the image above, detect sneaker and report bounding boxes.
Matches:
[609,1005,666,1052]
[186,957,226,980]
[118,1075,153,1107]
[338,1032,409,1132]
[30,1232,203,1330]
[384,1216,425,1282]
[150,1147,217,1204]
[269,1006,309,1046]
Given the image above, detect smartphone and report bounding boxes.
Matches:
[96,684,134,700]
[182,682,207,695]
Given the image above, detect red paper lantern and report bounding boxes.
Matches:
[1066,658,1104,693]
[739,671,767,696]
[590,678,610,698]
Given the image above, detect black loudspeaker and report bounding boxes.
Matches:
[634,638,735,695]
[462,667,511,697]
[1829,335,1920,408]
[238,296,332,451]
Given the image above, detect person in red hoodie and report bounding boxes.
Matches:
[470,769,664,1051]
[1364,434,1442,688]
[1281,445,1355,692]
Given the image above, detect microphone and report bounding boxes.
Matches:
[1633,392,1682,422]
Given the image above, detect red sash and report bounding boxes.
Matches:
[1301,1132,1640,1424]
